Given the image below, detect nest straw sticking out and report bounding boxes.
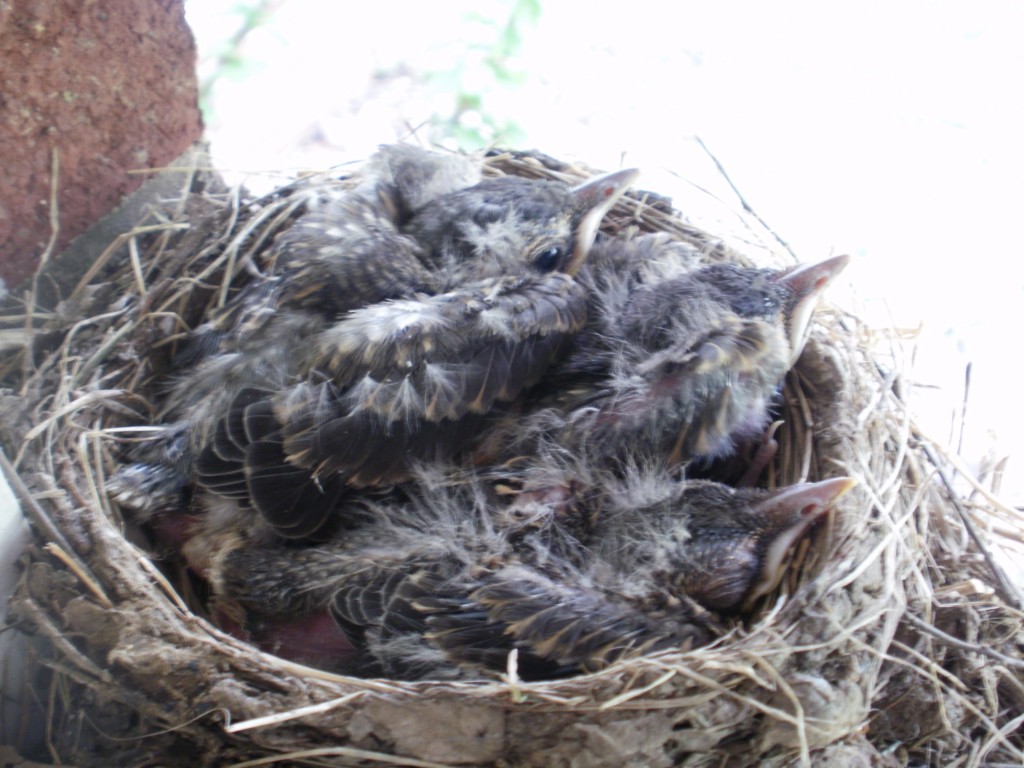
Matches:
[0,148,1022,767]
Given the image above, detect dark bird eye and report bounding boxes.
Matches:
[533,246,564,273]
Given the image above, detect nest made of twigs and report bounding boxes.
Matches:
[2,147,1023,768]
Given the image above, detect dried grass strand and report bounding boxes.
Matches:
[2,147,1021,767]
[228,746,454,768]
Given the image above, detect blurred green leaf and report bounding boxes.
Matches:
[198,0,281,118]
[426,0,541,151]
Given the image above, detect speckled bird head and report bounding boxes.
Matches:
[595,476,856,614]
[404,168,639,286]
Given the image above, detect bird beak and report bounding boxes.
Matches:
[745,476,857,606]
[567,167,641,274]
[776,253,851,366]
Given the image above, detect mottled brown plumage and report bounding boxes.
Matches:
[110,146,639,539]
[201,471,853,679]
[199,270,592,538]
[589,474,857,612]
[481,233,849,469]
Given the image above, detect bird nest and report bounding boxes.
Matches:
[2,147,1023,767]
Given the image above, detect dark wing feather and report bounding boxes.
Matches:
[195,387,348,539]
[272,273,584,503]
[328,564,567,680]
[527,276,791,465]
[195,388,270,498]
[290,271,586,459]
[195,273,586,535]
[428,567,710,677]
[328,565,471,679]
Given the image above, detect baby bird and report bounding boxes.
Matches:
[197,167,639,539]
[589,473,856,612]
[111,145,483,511]
[112,146,639,541]
[200,470,854,679]
[482,232,849,470]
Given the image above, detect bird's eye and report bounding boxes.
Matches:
[533,246,564,273]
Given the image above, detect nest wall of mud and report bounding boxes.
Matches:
[1,149,1022,768]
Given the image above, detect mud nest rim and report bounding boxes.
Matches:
[2,146,1023,768]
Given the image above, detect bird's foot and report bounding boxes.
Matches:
[107,461,188,516]
[738,420,783,487]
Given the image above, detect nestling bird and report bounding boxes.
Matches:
[588,472,856,612]
[111,147,470,514]
[111,146,640,541]
[111,145,483,511]
[197,470,854,679]
[480,232,850,471]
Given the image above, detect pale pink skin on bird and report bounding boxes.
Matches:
[253,608,361,669]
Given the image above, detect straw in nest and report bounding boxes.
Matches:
[1,146,1023,767]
